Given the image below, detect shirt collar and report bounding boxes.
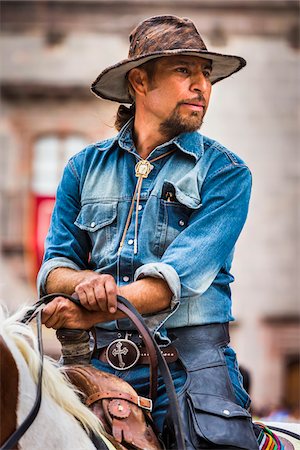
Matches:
[117,118,204,161]
[118,118,135,152]
[173,131,204,160]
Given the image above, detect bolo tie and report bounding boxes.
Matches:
[118,149,176,255]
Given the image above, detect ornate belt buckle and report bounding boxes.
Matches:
[106,334,140,370]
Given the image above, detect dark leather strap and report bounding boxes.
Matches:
[97,344,178,365]
[115,296,186,450]
[139,346,178,364]
[268,425,300,441]
[115,301,158,401]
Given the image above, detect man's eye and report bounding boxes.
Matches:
[203,70,211,79]
[176,67,189,74]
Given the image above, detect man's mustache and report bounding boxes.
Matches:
[177,95,206,108]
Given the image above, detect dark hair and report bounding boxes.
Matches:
[115,104,136,131]
[114,59,158,131]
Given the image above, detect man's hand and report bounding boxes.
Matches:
[74,273,119,313]
[42,296,92,329]
[45,267,172,330]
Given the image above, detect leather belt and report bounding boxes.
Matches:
[97,343,178,369]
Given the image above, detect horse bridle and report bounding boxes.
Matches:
[0,293,187,450]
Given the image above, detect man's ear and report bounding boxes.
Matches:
[127,68,148,97]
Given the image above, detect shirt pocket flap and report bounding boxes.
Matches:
[188,392,251,418]
[163,180,201,209]
[75,202,117,232]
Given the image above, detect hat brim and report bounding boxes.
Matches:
[91,49,246,103]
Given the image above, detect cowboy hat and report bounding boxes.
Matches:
[91,15,246,104]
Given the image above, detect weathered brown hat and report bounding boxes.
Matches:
[91,15,246,104]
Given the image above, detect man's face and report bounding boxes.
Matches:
[143,55,212,138]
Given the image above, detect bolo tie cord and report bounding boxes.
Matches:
[117,148,176,256]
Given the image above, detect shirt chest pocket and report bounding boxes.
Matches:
[156,181,202,257]
[74,202,118,257]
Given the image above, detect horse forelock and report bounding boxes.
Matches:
[0,304,112,446]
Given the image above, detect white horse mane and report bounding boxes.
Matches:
[0,304,115,449]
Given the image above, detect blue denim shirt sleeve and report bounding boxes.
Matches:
[37,157,91,295]
[135,163,252,303]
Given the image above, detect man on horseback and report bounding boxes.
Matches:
[38,15,264,449]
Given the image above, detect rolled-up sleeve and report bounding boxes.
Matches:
[37,158,91,295]
[159,163,252,301]
[134,261,181,308]
[37,257,82,296]
[133,262,181,335]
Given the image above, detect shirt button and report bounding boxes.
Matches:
[178,219,185,227]
[138,204,143,211]
[90,222,96,228]
[128,239,134,245]
[123,276,130,282]
[223,409,230,416]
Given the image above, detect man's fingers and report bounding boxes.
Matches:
[42,297,63,328]
[94,284,108,312]
[75,274,118,313]
[44,315,63,329]
[75,286,94,311]
[84,285,98,311]
[42,297,60,320]
[104,277,118,314]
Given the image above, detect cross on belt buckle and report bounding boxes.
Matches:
[106,337,140,370]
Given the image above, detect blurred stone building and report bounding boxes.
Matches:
[1,0,299,416]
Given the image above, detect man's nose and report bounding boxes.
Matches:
[190,72,209,94]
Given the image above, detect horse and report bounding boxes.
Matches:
[1,303,299,450]
[0,304,117,450]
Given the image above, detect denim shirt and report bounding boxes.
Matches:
[37,119,252,335]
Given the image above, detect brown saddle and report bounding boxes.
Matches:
[63,364,162,450]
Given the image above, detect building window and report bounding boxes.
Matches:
[32,134,88,195]
[27,133,88,279]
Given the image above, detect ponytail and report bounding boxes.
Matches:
[114,103,135,131]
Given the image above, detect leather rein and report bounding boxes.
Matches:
[0,294,187,450]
